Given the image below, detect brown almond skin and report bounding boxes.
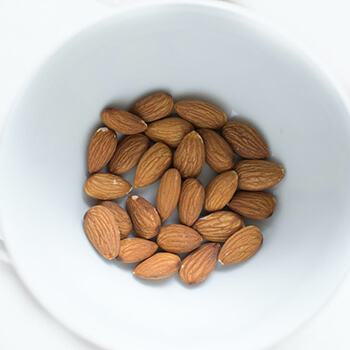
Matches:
[134,142,172,188]
[173,131,205,179]
[193,211,244,242]
[197,129,235,173]
[178,178,205,226]
[179,243,220,285]
[145,117,194,148]
[83,205,120,260]
[134,252,181,280]
[221,121,268,159]
[156,169,182,221]
[101,108,147,134]
[228,191,276,220]
[109,134,150,175]
[175,100,227,129]
[88,127,118,173]
[234,160,285,191]
[97,201,132,239]
[117,238,158,263]
[126,195,161,239]
[219,226,263,265]
[129,92,174,122]
[204,171,238,212]
[84,173,132,200]
[157,224,202,253]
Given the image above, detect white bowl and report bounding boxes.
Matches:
[1,1,350,349]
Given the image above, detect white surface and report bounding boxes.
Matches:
[1,0,350,350]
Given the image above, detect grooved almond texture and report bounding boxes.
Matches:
[197,129,235,173]
[228,191,276,220]
[204,171,238,212]
[178,243,220,285]
[109,134,150,175]
[178,178,205,226]
[134,142,172,188]
[221,121,268,159]
[84,173,132,200]
[129,92,174,122]
[173,131,205,179]
[234,160,285,191]
[117,238,158,263]
[101,108,147,134]
[133,252,181,279]
[88,127,118,173]
[175,100,227,129]
[156,169,182,221]
[218,226,263,265]
[157,224,202,253]
[83,205,120,260]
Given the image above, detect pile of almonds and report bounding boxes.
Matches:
[83,92,284,285]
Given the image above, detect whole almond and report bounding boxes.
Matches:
[97,201,132,239]
[134,142,172,188]
[84,173,132,200]
[101,108,147,134]
[117,238,158,263]
[126,195,161,239]
[133,252,181,279]
[204,170,238,212]
[129,92,174,122]
[197,129,235,173]
[173,131,205,178]
[109,134,150,175]
[221,121,268,159]
[156,169,182,221]
[218,226,263,265]
[88,127,118,173]
[228,191,276,220]
[178,243,220,285]
[157,224,202,253]
[193,211,244,242]
[178,178,205,226]
[234,160,285,191]
[145,117,194,148]
[175,100,227,129]
[83,205,120,260]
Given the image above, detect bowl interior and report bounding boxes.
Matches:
[1,2,350,350]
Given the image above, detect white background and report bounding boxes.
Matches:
[1,0,350,349]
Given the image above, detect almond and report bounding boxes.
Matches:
[221,121,268,159]
[204,170,238,212]
[157,224,202,253]
[193,211,244,242]
[145,117,194,148]
[228,191,276,220]
[133,252,181,279]
[97,201,132,239]
[88,127,118,173]
[126,195,161,239]
[117,238,158,263]
[178,243,220,285]
[173,131,205,178]
[174,100,227,129]
[156,169,182,221]
[129,92,174,122]
[84,173,132,200]
[197,129,235,173]
[134,142,172,188]
[178,178,205,226]
[218,226,263,265]
[83,205,120,259]
[109,134,150,175]
[234,160,285,191]
[101,107,147,134]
